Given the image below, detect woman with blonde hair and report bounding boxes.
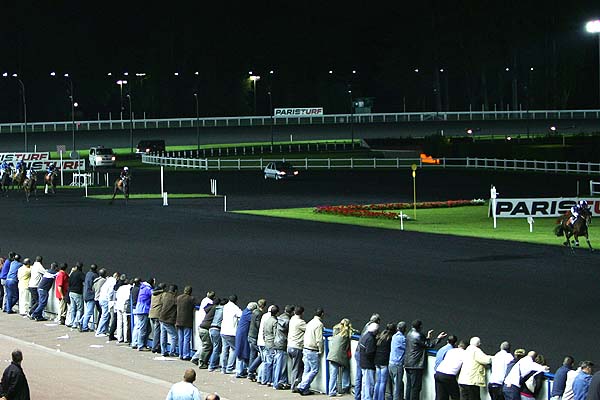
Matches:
[327,318,354,396]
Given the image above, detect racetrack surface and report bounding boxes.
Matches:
[3,168,598,369]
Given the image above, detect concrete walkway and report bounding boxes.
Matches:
[0,313,330,400]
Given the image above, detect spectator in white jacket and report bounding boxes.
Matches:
[114,276,132,343]
[27,256,46,318]
[220,294,242,374]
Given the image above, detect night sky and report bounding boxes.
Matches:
[2,1,600,121]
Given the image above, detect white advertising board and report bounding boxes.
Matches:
[0,152,84,171]
[274,107,324,117]
[494,198,599,218]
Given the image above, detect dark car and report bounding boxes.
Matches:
[136,140,165,154]
[264,162,299,180]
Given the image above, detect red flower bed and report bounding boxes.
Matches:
[314,199,483,220]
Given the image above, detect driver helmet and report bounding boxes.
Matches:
[579,200,588,208]
[123,166,129,171]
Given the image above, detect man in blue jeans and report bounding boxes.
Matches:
[389,321,407,400]
[4,254,22,314]
[296,307,324,396]
[80,264,99,332]
[31,263,57,321]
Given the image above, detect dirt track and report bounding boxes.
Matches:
[2,168,598,369]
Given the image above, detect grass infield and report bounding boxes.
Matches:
[236,204,582,246]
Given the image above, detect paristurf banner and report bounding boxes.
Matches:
[0,152,85,171]
[274,107,324,117]
[494,198,600,218]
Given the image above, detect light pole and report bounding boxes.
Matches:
[64,74,77,153]
[193,93,200,152]
[116,80,128,119]
[348,86,354,148]
[249,73,260,115]
[126,94,133,153]
[268,90,274,146]
[4,73,27,151]
[586,19,600,107]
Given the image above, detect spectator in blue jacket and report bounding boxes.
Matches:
[4,254,22,314]
[551,356,575,400]
[389,321,408,400]
[0,252,15,311]
[573,361,594,400]
[132,279,153,351]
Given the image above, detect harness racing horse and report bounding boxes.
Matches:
[555,207,593,252]
[110,176,129,204]
[23,172,37,202]
[44,169,59,194]
[0,169,11,196]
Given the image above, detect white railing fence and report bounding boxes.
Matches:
[142,154,600,175]
[2,109,600,133]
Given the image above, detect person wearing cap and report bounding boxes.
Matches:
[16,259,31,316]
[4,254,22,314]
[46,162,56,177]
[120,166,130,182]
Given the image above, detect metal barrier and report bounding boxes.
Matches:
[142,154,600,175]
[42,285,554,397]
[591,180,600,196]
[2,109,600,133]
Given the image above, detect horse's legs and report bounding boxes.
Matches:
[109,187,117,205]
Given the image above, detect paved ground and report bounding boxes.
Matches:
[0,313,327,399]
[0,167,598,387]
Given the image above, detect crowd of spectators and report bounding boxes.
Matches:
[1,253,600,400]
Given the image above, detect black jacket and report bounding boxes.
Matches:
[359,331,377,370]
[0,362,30,400]
[374,336,392,366]
[200,303,216,330]
[404,328,441,369]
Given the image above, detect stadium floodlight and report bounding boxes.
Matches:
[586,19,600,107]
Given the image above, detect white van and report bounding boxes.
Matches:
[89,146,116,167]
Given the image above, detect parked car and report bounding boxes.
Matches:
[136,139,165,154]
[89,146,116,167]
[264,162,299,180]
